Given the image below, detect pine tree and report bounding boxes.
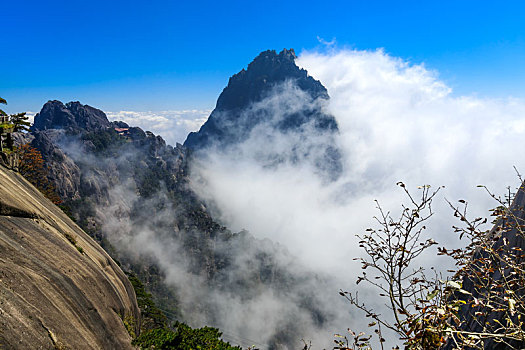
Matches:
[0,98,31,151]
[0,97,6,116]
[10,112,31,132]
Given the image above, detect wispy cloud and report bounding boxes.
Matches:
[316,36,337,47]
[105,109,210,146]
[23,111,36,124]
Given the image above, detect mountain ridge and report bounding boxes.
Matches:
[32,100,111,132]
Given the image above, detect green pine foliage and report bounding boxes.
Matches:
[127,272,240,350]
[10,112,31,132]
[132,322,241,350]
[126,272,168,331]
[0,97,6,116]
[0,97,30,131]
[81,128,127,156]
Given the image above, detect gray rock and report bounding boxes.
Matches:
[0,165,140,349]
[32,100,111,132]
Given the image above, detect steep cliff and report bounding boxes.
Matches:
[0,165,140,349]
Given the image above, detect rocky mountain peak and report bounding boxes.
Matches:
[184,48,337,152]
[32,100,111,132]
[214,48,327,112]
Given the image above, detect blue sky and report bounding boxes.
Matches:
[2,0,525,113]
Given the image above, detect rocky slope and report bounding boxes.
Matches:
[0,164,140,349]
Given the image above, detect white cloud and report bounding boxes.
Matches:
[187,48,525,347]
[316,36,337,47]
[56,48,525,349]
[297,48,525,200]
[105,109,210,146]
[25,111,36,124]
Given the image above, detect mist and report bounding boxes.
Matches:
[46,127,349,349]
[183,48,525,346]
[96,174,352,349]
[40,48,525,349]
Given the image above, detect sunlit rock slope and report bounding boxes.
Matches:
[0,165,140,349]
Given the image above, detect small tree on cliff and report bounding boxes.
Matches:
[10,112,31,132]
[338,182,525,349]
[0,97,31,150]
[0,97,7,116]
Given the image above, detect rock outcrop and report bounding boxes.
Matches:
[214,48,329,112]
[31,129,82,199]
[31,100,111,132]
[0,165,140,349]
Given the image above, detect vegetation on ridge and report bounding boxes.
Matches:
[17,143,62,205]
[127,272,241,350]
[339,182,525,349]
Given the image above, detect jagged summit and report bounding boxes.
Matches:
[32,100,111,132]
[184,48,338,153]
[214,48,328,112]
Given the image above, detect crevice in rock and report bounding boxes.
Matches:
[40,320,60,349]
[0,202,38,219]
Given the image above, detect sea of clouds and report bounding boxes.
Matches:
[105,109,210,146]
[97,48,525,348]
[190,48,525,275]
[192,48,525,347]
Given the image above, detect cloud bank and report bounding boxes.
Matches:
[48,48,525,349]
[105,109,210,146]
[187,48,525,347]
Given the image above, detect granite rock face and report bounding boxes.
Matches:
[30,129,82,199]
[0,165,140,349]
